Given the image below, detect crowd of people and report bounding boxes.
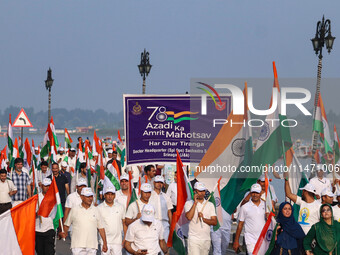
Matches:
[1,140,340,255]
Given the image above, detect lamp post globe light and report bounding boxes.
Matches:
[45,67,54,123]
[138,49,152,94]
[311,16,335,165]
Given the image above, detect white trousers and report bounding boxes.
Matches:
[101,244,122,255]
[72,248,97,255]
[187,239,210,255]
[211,227,231,255]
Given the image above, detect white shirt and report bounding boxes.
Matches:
[184,199,217,241]
[309,176,332,197]
[239,200,266,245]
[0,179,16,203]
[125,219,164,255]
[35,193,54,233]
[149,190,173,222]
[37,169,52,183]
[65,191,82,208]
[295,196,321,234]
[98,201,125,245]
[115,190,128,211]
[64,204,103,249]
[333,205,340,222]
[166,182,177,206]
[68,156,76,170]
[126,200,148,219]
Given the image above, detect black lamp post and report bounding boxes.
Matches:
[311,16,335,165]
[138,49,152,94]
[45,68,54,123]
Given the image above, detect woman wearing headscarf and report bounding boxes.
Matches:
[304,203,340,255]
[270,202,305,255]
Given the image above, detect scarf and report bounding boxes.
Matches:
[315,203,340,253]
[276,202,305,249]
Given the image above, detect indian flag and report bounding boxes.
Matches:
[0,195,38,255]
[334,125,340,164]
[196,82,253,214]
[209,177,223,231]
[7,114,13,158]
[242,61,292,190]
[22,138,32,169]
[37,178,64,230]
[64,128,73,149]
[313,93,332,154]
[167,151,192,255]
[253,211,276,255]
[105,169,120,191]
[40,119,51,159]
[49,117,59,149]
[9,138,19,169]
[117,130,126,167]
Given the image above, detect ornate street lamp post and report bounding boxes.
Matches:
[138,49,152,94]
[45,68,54,123]
[311,16,335,165]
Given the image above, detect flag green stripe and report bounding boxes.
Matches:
[313,119,324,133]
[53,203,64,230]
[172,230,186,255]
[105,170,121,191]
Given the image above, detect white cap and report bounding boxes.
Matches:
[321,188,335,197]
[42,178,52,186]
[258,174,265,182]
[141,204,155,223]
[76,178,88,187]
[92,152,98,156]
[194,182,206,191]
[61,161,68,167]
[107,149,113,154]
[58,147,65,152]
[34,147,39,151]
[70,148,76,152]
[81,187,94,197]
[141,183,152,193]
[299,183,317,194]
[336,190,340,197]
[251,183,262,193]
[103,185,116,194]
[154,175,164,183]
[120,174,129,181]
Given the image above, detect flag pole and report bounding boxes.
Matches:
[95,175,99,204]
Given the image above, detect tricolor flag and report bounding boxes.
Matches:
[0,195,38,255]
[105,168,121,191]
[253,211,276,255]
[334,125,340,164]
[9,138,19,169]
[22,138,32,169]
[40,120,51,159]
[196,82,253,214]
[7,114,13,158]
[242,62,292,190]
[49,117,59,149]
[167,151,191,255]
[209,177,223,231]
[64,128,73,149]
[117,130,126,167]
[313,93,333,154]
[37,178,64,230]
[0,146,7,169]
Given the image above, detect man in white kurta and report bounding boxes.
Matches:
[61,187,108,255]
[98,185,126,255]
[114,174,129,211]
[149,175,173,242]
[185,182,217,255]
[124,204,169,255]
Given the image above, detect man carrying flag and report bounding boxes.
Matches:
[60,187,108,254]
[184,182,217,255]
[35,178,57,255]
[233,183,266,254]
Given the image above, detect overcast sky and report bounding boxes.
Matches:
[1,1,339,113]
